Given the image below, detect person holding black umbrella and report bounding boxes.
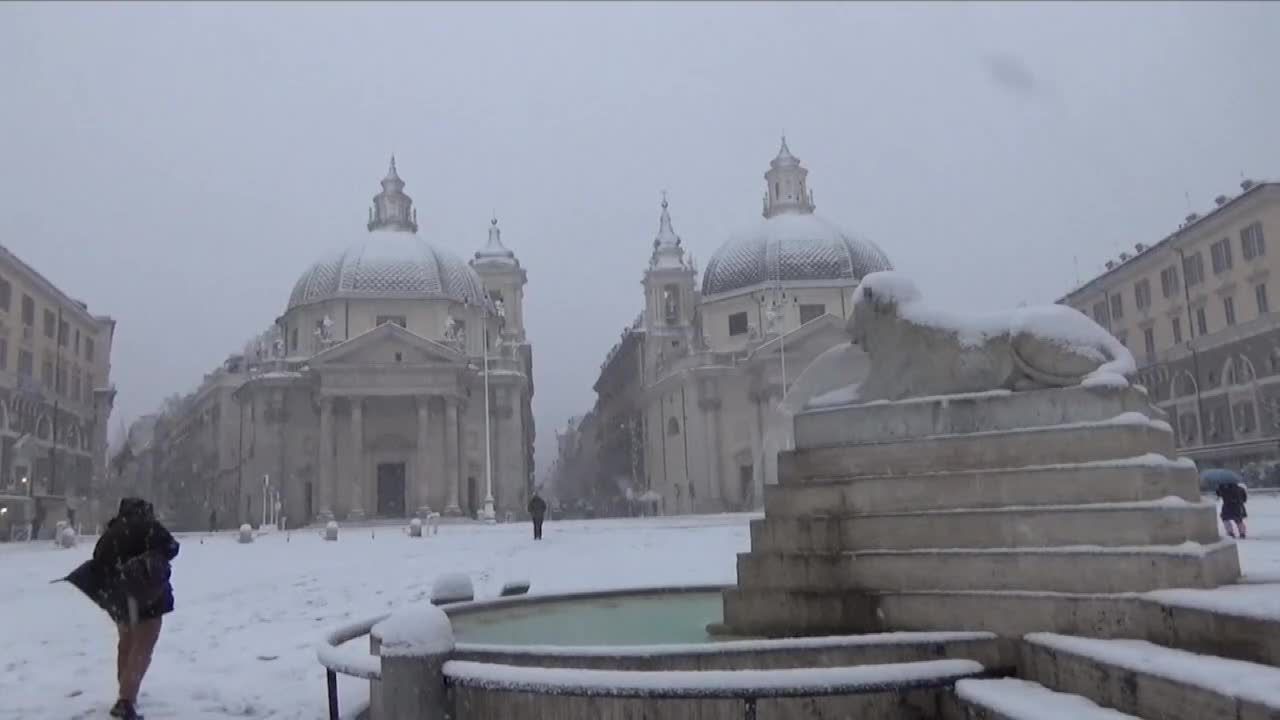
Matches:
[59,498,179,719]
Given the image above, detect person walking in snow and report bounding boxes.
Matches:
[1216,480,1248,539]
[528,492,547,541]
[60,498,179,720]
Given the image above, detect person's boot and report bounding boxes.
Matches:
[109,699,127,718]
[118,700,143,720]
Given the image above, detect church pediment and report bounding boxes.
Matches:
[309,322,465,367]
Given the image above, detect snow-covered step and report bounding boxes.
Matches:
[780,418,1174,480]
[749,499,1218,553]
[737,541,1239,594]
[950,678,1139,719]
[1021,633,1280,720]
[763,457,1198,516]
[457,631,1007,672]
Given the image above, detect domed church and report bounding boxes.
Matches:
[585,139,890,515]
[235,159,534,523]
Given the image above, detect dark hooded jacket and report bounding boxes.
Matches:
[527,495,547,520]
[1216,482,1248,521]
[64,498,179,624]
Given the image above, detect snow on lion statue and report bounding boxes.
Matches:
[845,271,1136,403]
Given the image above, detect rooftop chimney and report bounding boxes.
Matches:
[1185,212,1200,225]
[1214,195,1229,207]
[1241,179,1257,192]
[1135,243,1147,253]
[1105,260,1117,270]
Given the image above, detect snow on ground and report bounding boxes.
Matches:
[0,514,749,720]
[2,497,1278,720]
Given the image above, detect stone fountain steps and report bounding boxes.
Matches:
[763,461,1199,517]
[748,501,1220,553]
[779,421,1174,480]
[948,677,1140,719]
[795,384,1161,450]
[1018,633,1280,720]
[735,542,1240,595]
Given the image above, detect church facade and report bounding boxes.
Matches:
[119,160,534,529]
[571,140,892,515]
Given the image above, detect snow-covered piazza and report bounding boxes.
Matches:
[2,499,1279,719]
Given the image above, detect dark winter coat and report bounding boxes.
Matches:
[64,498,180,625]
[1216,482,1248,521]
[528,495,547,520]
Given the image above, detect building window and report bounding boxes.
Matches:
[0,277,9,312]
[43,309,55,338]
[17,349,33,376]
[0,338,7,370]
[74,329,80,354]
[1159,266,1179,298]
[375,315,407,328]
[290,328,298,351]
[1211,237,1233,274]
[1241,221,1266,260]
[667,417,680,436]
[1109,293,1123,320]
[57,319,68,347]
[799,303,825,325]
[1224,295,1237,326]
[728,311,749,336]
[1171,317,1183,344]
[1134,279,1152,311]
[1196,306,1208,335]
[1143,327,1155,358]
[1183,252,1205,287]
[662,285,680,325]
[1257,283,1270,315]
[1092,301,1110,328]
[71,372,81,402]
[84,337,95,362]
[41,359,53,388]
[84,373,93,403]
[55,367,66,396]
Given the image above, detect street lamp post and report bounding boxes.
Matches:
[479,314,497,523]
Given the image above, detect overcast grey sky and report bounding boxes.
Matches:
[2,2,1278,473]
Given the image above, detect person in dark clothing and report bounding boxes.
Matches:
[62,498,179,720]
[208,508,217,533]
[30,500,45,542]
[1216,481,1248,539]
[528,493,547,540]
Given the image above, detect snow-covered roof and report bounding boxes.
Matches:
[287,231,488,312]
[702,212,892,297]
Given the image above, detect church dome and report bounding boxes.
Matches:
[286,157,489,312]
[287,233,488,311]
[701,139,891,297]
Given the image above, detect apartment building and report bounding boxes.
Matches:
[1061,180,1279,470]
[0,245,115,539]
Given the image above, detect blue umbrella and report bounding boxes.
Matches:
[1201,468,1244,487]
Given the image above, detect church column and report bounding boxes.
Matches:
[700,397,725,507]
[349,396,365,520]
[317,397,334,521]
[416,395,432,517]
[444,397,461,515]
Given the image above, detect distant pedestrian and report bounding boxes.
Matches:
[209,508,217,533]
[30,500,45,542]
[60,498,180,720]
[528,493,547,541]
[1216,481,1248,539]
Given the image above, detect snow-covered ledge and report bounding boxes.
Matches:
[372,606,455,720]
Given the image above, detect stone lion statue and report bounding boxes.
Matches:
[846,272,1135,403]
